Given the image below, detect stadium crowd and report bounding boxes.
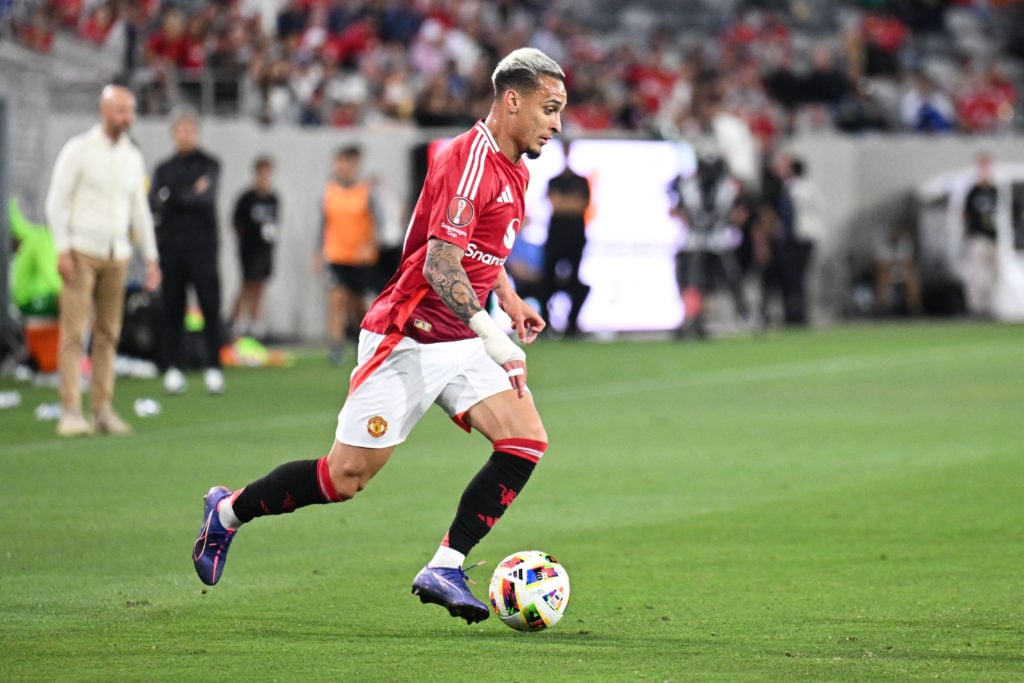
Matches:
[6,0,1023,143]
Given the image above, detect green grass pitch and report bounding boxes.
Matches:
[1,322,1022,681]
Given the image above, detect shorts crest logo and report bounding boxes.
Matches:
[445,196,475,227]
[367,415,388,438]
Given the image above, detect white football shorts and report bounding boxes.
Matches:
[336,330,516,448]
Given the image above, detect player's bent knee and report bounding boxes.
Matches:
[328,464,368,501]
[325,442,394,501]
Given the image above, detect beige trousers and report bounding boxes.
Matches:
[58,250,129,414]
[963,236,997,316]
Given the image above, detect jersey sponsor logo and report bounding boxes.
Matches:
[496,184,514,203]
[367,415,388,438]
[504,219,519,249]
[465,242,506,266]
[445,195,475,227]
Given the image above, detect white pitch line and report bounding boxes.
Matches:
[538,341,1011,403]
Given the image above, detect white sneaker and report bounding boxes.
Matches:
[94,406,133,435]
[204,368,225,395]
[164,367,187,395]
[56,409,94,437]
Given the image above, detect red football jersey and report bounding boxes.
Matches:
[362,121,530,343]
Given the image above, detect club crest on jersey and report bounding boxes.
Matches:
[367,415,388,438]
[445,195,475,228]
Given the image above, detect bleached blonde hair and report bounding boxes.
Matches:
[491,48,565,96]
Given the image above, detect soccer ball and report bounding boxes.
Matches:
[488,550,570,631]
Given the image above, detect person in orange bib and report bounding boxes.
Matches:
[318,145,380,365]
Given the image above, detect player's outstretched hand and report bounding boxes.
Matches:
[502,359,528,398]
[502,296,545,345]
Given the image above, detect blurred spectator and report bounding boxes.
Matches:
[873,223,922,315]
[378,0,422,44]
[370,63,411,118]
[145,9,188,70]
[861,11,908,78]
[414,71,465,127]
[788,156,827,321]
[961,151,1000,317]
[256,55,298,125]
[229,155,280,341]
[5,0,1021,135]
[276,0,307,40]
[78,2,116,46]
[539,141,592,337]
[898,0,947,34]
[409,17,448,79]
[755,149,806,326]
[834,78,894,132]
[317,145,379,366]
[900,69,956,132]
[45,84,160,437]
[50,0,82,31]
[325,62,371,127]
[565,90,616,132]
[671,145,751,338]
[957,60,1017,134]
[150,108,226,396]
[804,45,853,108]
[116,1,147,75]
[13,5,55,53]
[680,87,761,192]
[140,8,189,112]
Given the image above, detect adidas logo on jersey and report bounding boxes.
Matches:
[496,185,514,203]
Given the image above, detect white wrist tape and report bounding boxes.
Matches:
[468,311,526,365]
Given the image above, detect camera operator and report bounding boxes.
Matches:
[670,145,751,338]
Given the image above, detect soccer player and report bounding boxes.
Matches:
[193,47,567,624]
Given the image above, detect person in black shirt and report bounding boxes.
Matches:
[229,156,279,340]
[150,108,226,395]
[539,143,591,337]
[962,151,1000,316]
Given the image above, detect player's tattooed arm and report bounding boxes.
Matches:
[424,237,484,322]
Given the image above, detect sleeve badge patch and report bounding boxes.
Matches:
[445,195,475,227]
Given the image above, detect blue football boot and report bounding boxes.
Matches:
[411,565,490,624]
[192,486,237,586]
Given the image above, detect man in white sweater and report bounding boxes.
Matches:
[45,84,161,437]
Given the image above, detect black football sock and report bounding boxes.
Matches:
[232,456,340,523]
[444,446,542,556]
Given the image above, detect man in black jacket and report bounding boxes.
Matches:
[150,108,226,395]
